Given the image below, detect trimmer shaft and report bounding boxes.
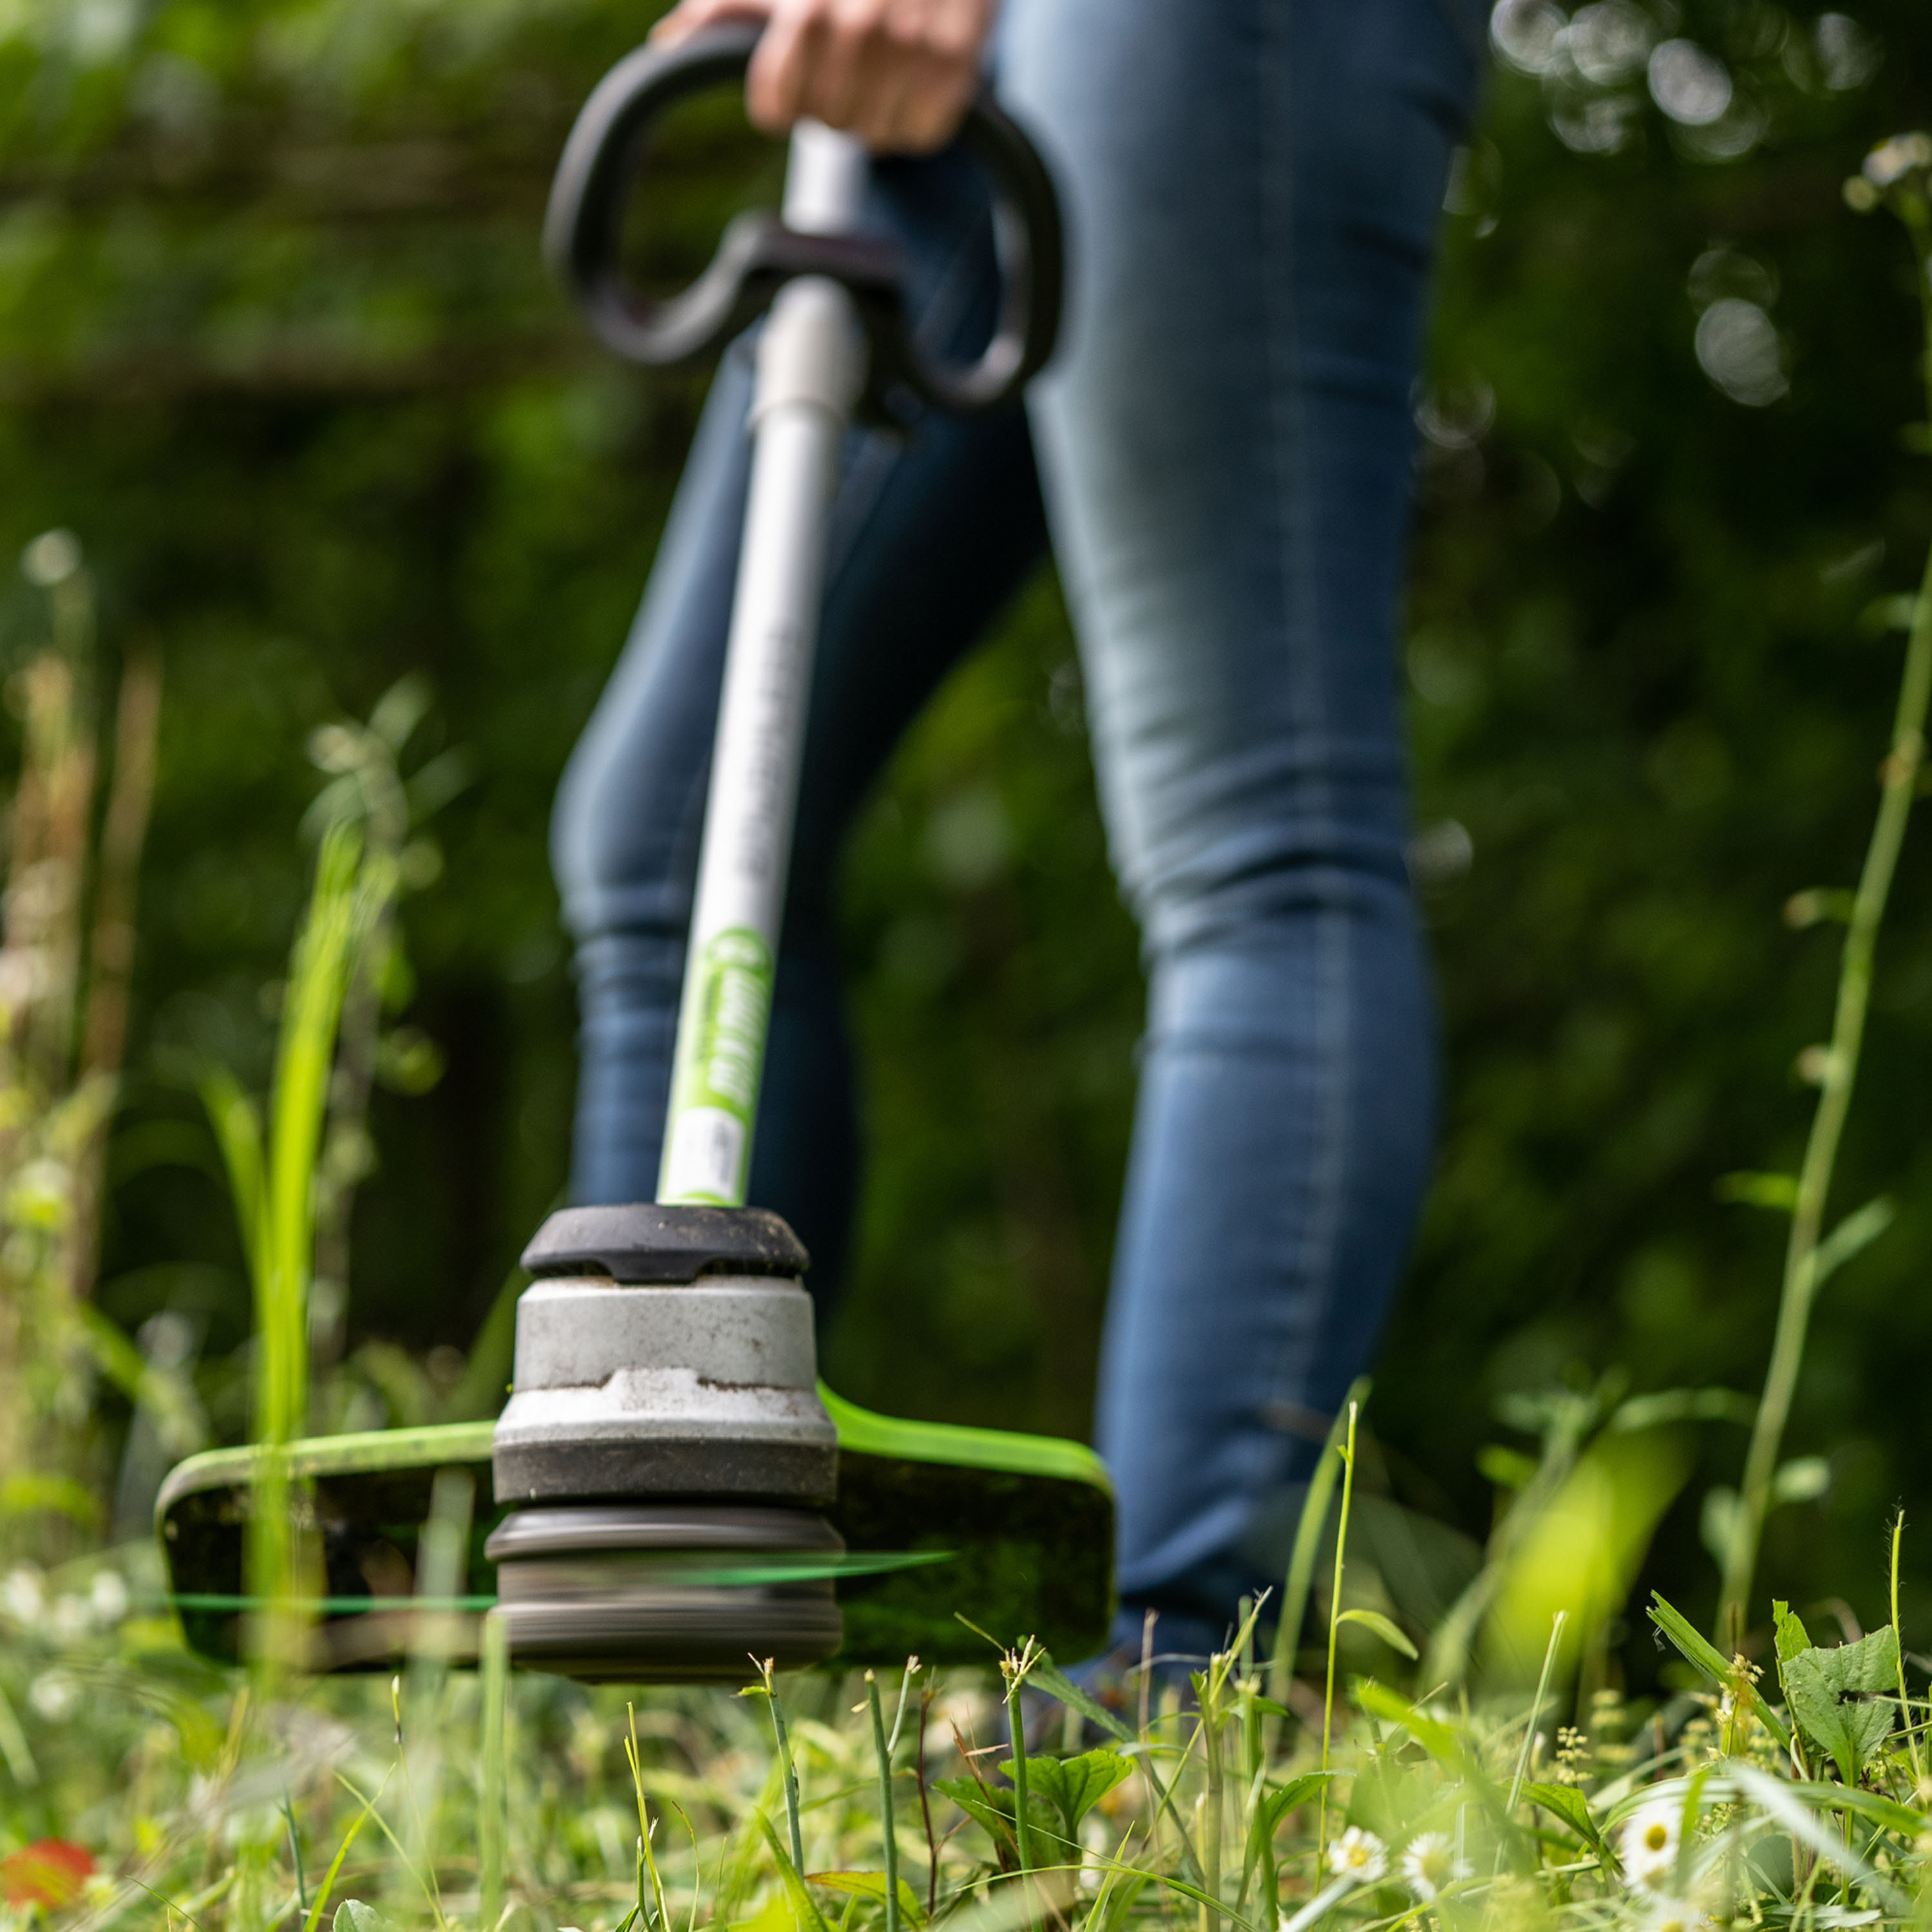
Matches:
[488,1204,844,1681]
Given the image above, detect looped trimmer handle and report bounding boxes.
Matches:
[544,21,1063,412]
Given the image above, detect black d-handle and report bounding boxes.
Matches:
[544,21,1063,413]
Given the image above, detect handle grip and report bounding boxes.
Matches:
[544,21,1063,413]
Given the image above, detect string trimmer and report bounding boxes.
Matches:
[158,24,1112,1685]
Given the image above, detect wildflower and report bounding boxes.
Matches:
[1401,1833,1471,1902]
[1620,1795,1681,1891]
[1,1840,91,1908]
[1646,1902,1712,1932]
[1327,1826,1388,1884]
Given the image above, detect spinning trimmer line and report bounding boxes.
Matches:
[157,25,1114,1684]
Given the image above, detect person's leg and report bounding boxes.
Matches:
[1001,0,1486,1645]
[552,147,1048,1311]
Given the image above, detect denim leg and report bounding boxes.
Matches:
[556,0,1480,1636]
[1001,0,1483,1629]
[552,149,1047,1310]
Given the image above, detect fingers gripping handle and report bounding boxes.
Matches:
[544,21,1065,412]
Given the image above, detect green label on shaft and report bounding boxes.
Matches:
[659,926,774,1206]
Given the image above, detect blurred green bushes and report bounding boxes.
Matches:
[4,0,1932,1647]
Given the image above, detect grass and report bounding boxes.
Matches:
[12,1522,1932,1932]
[7,129,1932,1932]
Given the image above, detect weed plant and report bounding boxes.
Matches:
[195,679,466,1676]
[1710,135,1932,1642]
[0,529,167,1570]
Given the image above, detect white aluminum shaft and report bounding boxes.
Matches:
[658,124,868,1206]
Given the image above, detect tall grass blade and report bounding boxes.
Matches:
[1505,1610,1565,1818]
[1316,1401,1359,1868]
[1267,1376,1368,1741]
[866,1672,901,1932]
[479,1611,509,1932]
[1717,189,1932,1639]
[302,1775,393,1932]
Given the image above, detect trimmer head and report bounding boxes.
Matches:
[156,1208,1116,1681]
[486,1203,846,1680]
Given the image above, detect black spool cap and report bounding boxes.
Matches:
[488,1504,845,1683]
[521,1204,810,1284]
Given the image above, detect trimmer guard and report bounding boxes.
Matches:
[155,1390,1113,1674]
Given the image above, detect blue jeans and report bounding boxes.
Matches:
[553,0,1486,1645]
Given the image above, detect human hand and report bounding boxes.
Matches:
[650,0,998,154]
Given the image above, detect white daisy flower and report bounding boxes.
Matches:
[1327,1826,1388,1884]
[1401,1832,1472,1902]
[1645,1902,1712,1932]
[1619,1794,1681,1891]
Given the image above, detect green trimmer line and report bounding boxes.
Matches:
[156,25,1113,1685]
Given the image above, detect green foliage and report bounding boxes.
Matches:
[998,1747,1133,1846]
[25,1528,1932,1932]
[929,1772,1033,1864]
[1774,1596,1814,1662]
[804,1871,929,1929]
[1027,1653,1131,1743]
[1519,1781,1613,1864]
[755,1810,837,1932]
[183,675,452,1669]
[0,538,165,1563]
[1648,1589,1793,1750]
[1332,1610,1418,1662]
[1776,1609,1900,1784]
